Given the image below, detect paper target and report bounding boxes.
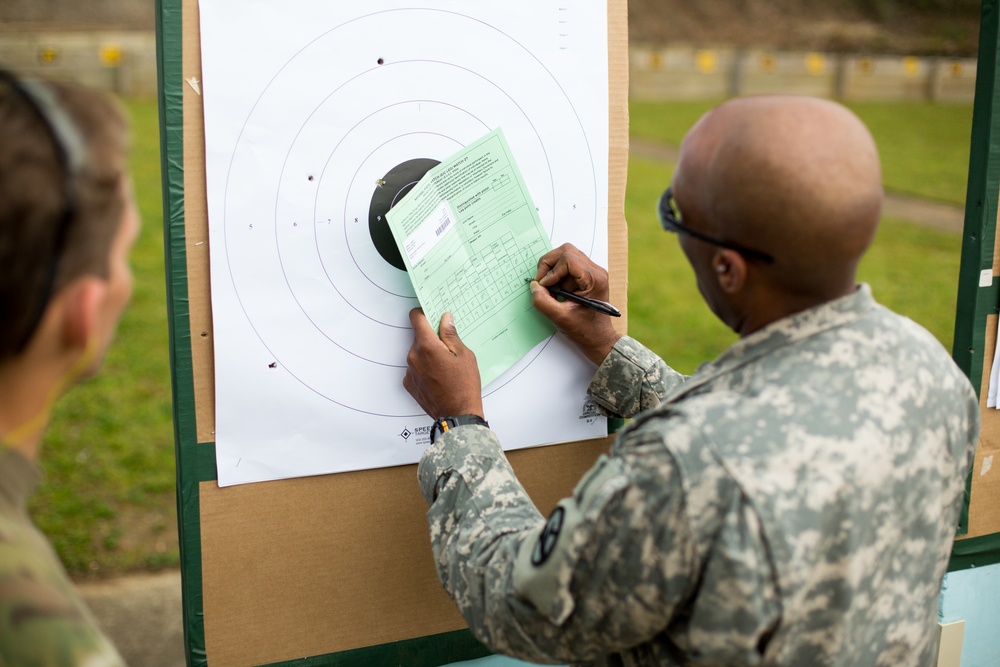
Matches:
[201,1,610,485]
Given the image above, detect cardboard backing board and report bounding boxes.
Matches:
[158,0,631,664]
[949,0,1000,570]
[966,313,1000,539]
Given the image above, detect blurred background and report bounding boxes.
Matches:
[0,0,983,663]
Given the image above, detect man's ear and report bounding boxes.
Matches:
[59,278,108,352]
[712,249,747,294]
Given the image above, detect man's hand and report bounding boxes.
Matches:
[531,243,621,365]
[403,309,485,420]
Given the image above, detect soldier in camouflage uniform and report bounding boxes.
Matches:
[404,95,979,666]
[0,71,135,665]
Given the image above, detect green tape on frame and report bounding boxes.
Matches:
[950,0,1000,572]
[157,0,496,663]
[950,532,1000,571]
[155,0,207,664]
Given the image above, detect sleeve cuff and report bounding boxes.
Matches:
[587,336,675,418]
[417,424,501,504]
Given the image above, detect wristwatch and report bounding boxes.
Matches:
[429,414,490,444]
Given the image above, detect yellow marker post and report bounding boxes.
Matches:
[38,47,59,65]
[805,53,825,76]
[696,50,717,74]
[99,44,123,68]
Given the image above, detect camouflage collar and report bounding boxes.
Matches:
[677,284,876,399]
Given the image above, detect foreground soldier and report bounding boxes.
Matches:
[0,71,135,665]
[404,96,979,665]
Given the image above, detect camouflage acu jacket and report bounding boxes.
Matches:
[0,448,126,666]
[418,285,979,666]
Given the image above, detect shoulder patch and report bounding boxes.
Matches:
[531,506,565,566]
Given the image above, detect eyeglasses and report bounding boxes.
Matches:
[657,186,775,264]
[1,70,85,351]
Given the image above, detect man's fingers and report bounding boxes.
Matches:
[530,278,594,328]
[402,367,430,415]
[537,257,573,287]
[535,243,579,284]
[404,308,484,418]
[408,307,438,341]
[529,279,559,317]
[409,308,469,358]
[535,243,600,292]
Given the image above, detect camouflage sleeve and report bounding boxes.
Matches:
[418,420,702,663]
[0,544,126,667]
[587,336,687,418]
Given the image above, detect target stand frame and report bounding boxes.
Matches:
[158,0,630,664]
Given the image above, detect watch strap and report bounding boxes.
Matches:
[430,414,489,444]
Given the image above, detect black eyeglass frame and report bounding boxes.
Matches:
[657,186,775,264]
[1,69,82,352]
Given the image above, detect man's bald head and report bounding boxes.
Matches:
[673,96,882,303]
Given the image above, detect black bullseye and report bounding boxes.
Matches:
[368,157,440,271]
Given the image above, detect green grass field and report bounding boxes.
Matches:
[31,97,972,578]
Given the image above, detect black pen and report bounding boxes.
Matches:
[525,278,621,317]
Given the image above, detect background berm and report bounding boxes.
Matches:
[0,0,983,56]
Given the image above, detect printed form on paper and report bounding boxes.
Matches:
[386,129,556,386]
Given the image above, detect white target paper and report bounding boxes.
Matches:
[199,0,610,487]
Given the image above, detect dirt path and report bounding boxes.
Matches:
[630,137,965,234]
[78,570,185,667]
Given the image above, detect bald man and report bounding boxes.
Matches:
[404,96,979,666]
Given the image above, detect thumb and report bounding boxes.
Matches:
[438,312,466,353]
[529,279,559,319]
